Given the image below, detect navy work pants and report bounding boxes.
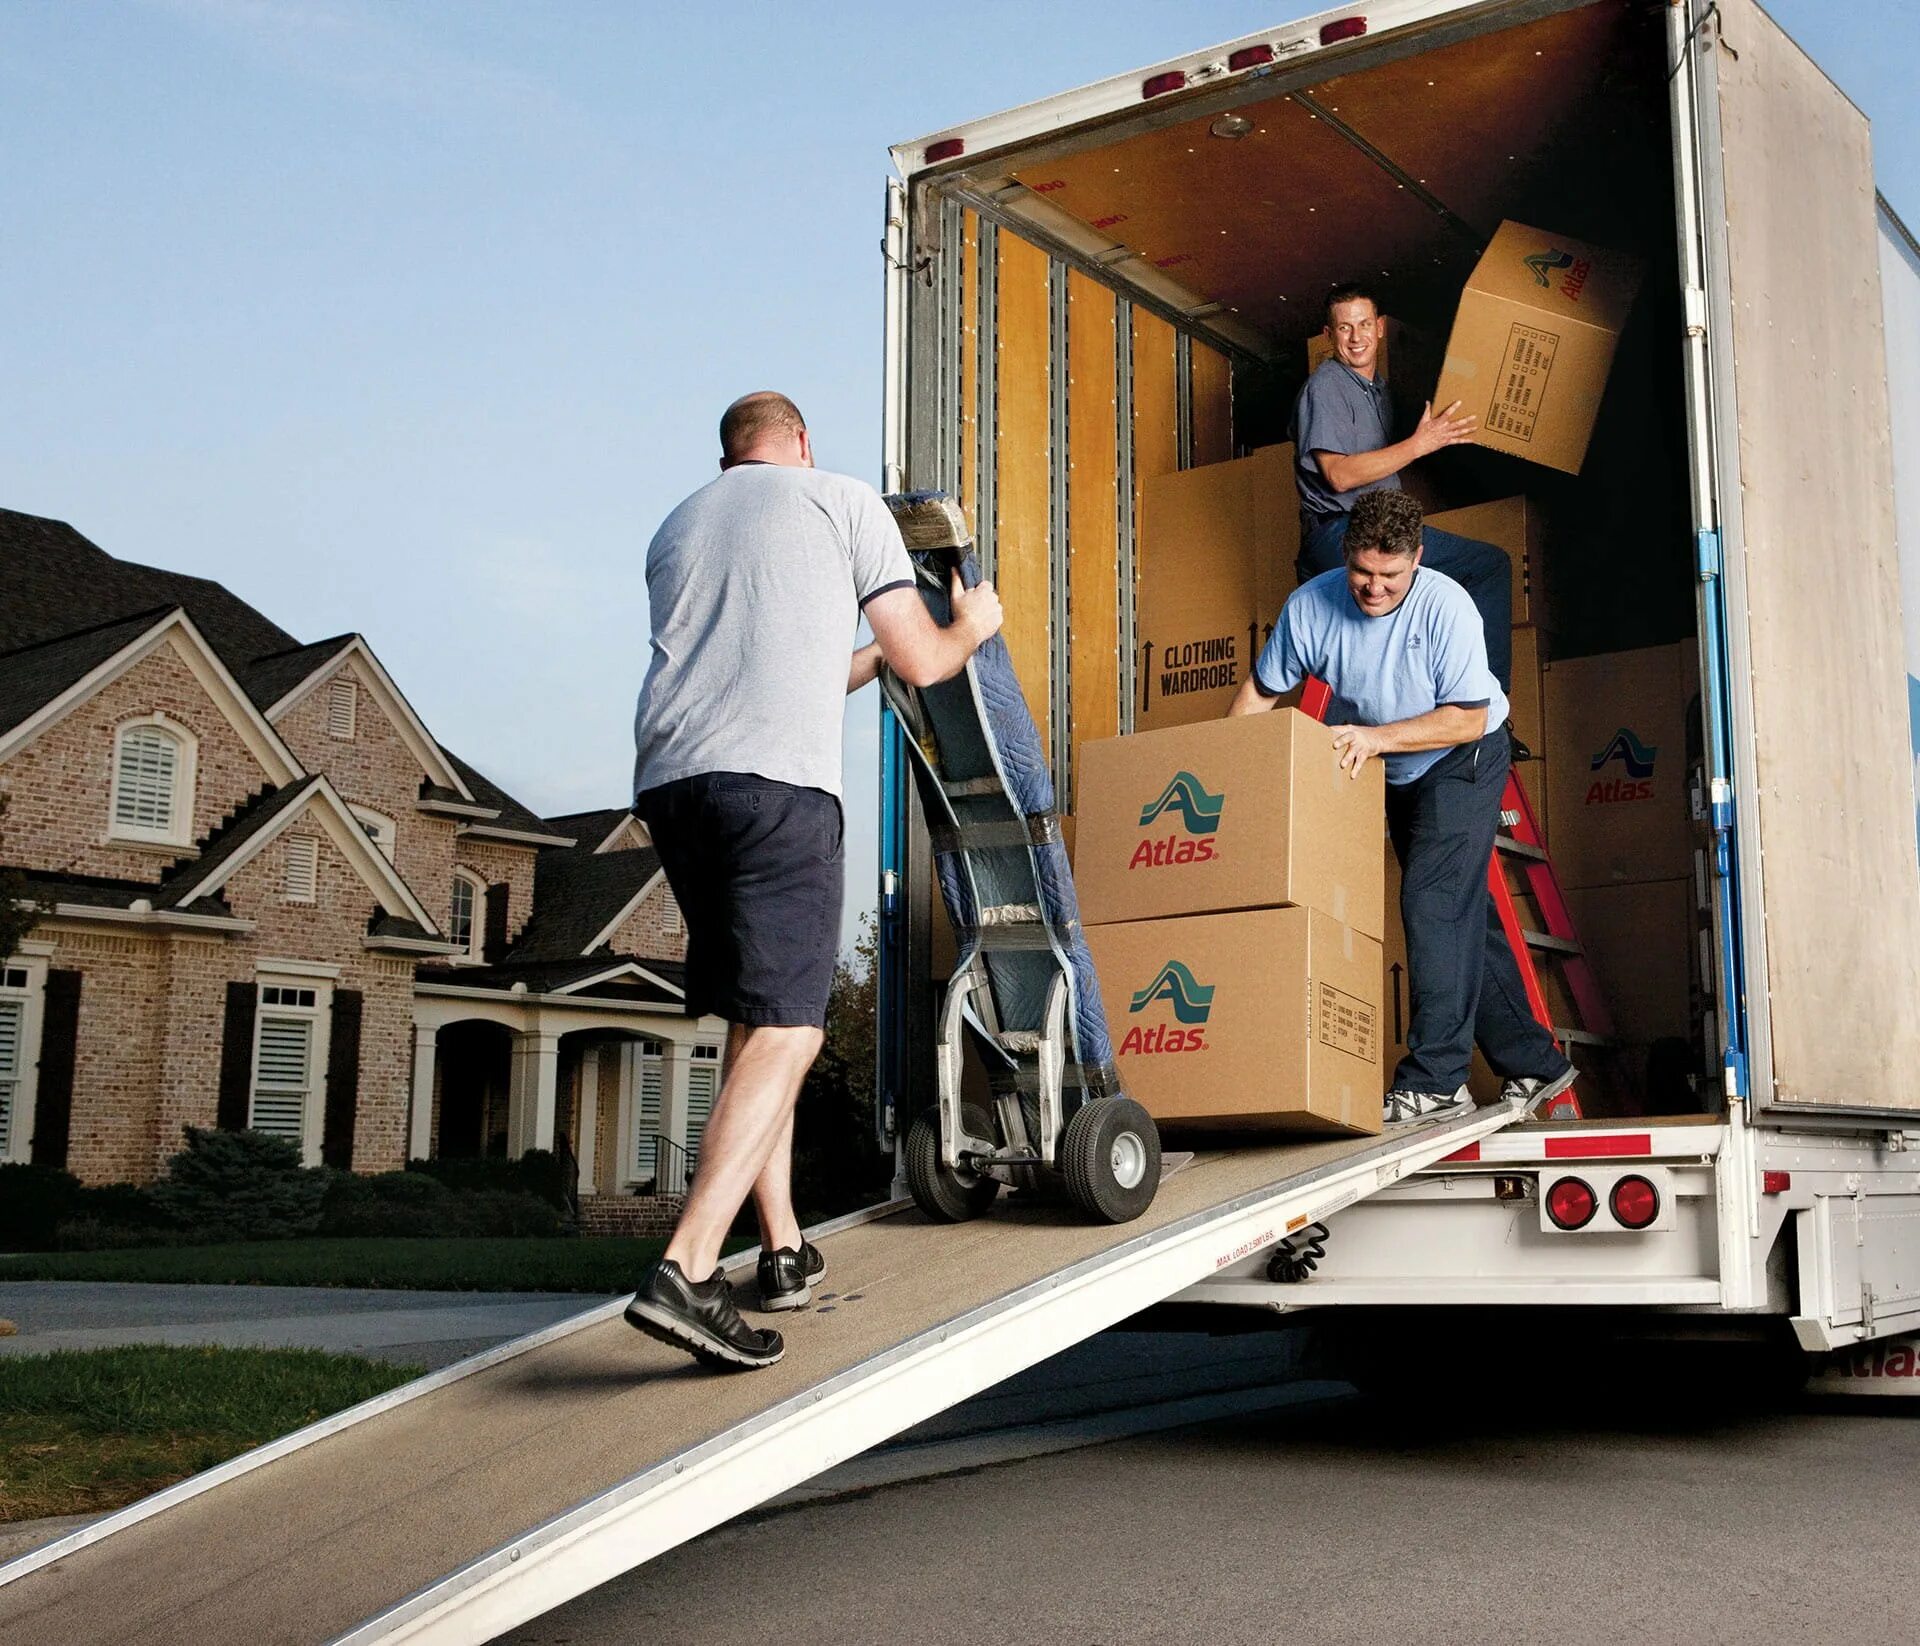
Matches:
[1298,512,1513,692]
[1385,732,1570,1095]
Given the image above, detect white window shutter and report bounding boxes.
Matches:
[327,677,357,739]
[250,1015,312,1140]
[0,998,20,1156]
[634,1046,663,1175]
[114,727,178,831]
[284,835,319,903]
[686,1063,716,1160]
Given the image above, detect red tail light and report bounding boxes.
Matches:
[1229,45,1275,70]
[1142,70,1187,99]
[1320,17,1368,44]
[924,138,965,164]
[1761,1170,1791,1195]
[1609,1175,1661,1230]
[1546,1176,1598,1231]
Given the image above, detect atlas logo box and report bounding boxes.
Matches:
[1087,906,1383,1136]
[1075,709,1385,940]
[1432,219,1644,475]
[1545,642,1698,890]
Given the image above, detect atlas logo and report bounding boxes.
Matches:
[1120,960,1213,1055]
[1524,245,1592,302]
[1131,771,1223,870]
[1585,727,1658,805]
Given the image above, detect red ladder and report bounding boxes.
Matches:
[1301,676,1610,1119]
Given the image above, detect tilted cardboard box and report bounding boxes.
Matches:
[1433,221,1644,475]
[1136,443,1298,732]
[1074,709,1385,940]
[1088,905,1383,1136]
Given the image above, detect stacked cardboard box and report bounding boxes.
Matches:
[1077,710,1385,1136]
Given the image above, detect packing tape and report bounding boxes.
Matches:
[1332,884,1347,923]
[1340,921,1354,960]
[1443,353,1479,380]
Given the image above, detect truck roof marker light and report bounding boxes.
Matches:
[1228,45,1275,71]
[1546,1176,1598,1231]
[1320,17,1368,45]
[1762,1170,1792,1195]
[1609,1175,1661,1230]
[924,138,965,164]
[1143,70,1187,99]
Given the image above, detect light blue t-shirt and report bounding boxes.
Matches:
[1253,566,1507,785]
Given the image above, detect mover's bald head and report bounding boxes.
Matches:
[720,392,810,468]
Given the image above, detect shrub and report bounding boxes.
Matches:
[0,1163,80,1252]
[148,1127,326,1243]
[408,1149,569,1211]
[69,1181,172,1231]
[51,1217,196,1253]
[319,1171,565,1239]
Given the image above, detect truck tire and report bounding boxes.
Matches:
[906,1104,1002,1223]
[1061,1098,1161,1224]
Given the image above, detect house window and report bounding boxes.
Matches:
[109,716,197,845]
[449,872,483,959]
[686,1043,720,1161]
[251,982,324,1151]
[0,961,43,1164]
[283,835,319,903]
[326,677,357,740]
[632,1039,663,1180]
[0,996,21,1159]
[350,806,396,863]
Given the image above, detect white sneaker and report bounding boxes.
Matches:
[1383,1086,1473,1125]
[1498,1066,1578,1115]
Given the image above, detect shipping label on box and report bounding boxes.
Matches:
[1089,906,1382,1136]
[1137,444,1298,731]
[1075,709,1385,939]
[1426,496,1550,631]
[1545,643,1697,890]
[1433,221,1644,475]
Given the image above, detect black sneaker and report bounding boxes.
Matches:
[756,1240,827,1311]
[625,1259,784,1370]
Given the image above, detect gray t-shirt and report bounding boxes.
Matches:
[632,463,915,801]
[1290,358,1400,520]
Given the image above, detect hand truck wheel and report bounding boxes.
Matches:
[906,1103,1002,1223]
[1060,1097,1160,1224]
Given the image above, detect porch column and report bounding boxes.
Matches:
[408,1025,437,1163]
[660,1038,694,1160]
[575,1045,600,1198]
[507,1031,559,1156]
[614,1041,638,1189]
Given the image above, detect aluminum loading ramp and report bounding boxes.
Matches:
[0,1103,1517,1646]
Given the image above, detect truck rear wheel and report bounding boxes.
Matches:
[906,1105,1002,1223]
[1061,1098,1161,1224]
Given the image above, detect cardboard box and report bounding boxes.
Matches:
[1433,221,1644,475]
[1565,878,1696,1051]
[1137,444,1298,732]
[1545,644,1698,890]
[1075,709,1385,939]
[1089,906,1382,1136]
[1508,627,1547,756]
[1426,496,1550,631]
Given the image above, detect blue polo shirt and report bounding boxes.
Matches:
[1254,567,1507,785]
[1290,358,1399,520]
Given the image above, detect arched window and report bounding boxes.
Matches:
[449,871,484,961]
[109,715,197,846]
[350,805,396,863]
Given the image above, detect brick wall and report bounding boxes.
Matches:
[43,926,168,1184]
[457,839,538,949]
[578,1194,685,1238]
[606,878,689,963]
[1,638,275,883]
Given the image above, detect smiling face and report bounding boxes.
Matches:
[1346,541,1421,618]
[1325,296,1381,377]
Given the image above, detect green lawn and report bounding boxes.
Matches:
[0,1237,684,1293]
[0,1344,418,1522]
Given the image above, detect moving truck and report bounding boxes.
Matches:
[878,0,1920,1364]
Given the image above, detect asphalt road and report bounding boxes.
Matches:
[498,1375,1920,1646]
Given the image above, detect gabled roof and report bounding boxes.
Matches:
[0,606,305,783]
[240,636,355,714]
[444,752,574,847]
[510,846,664,963]
[0,607,175,735]
[414,955,686,1007]
[543,806,649,853]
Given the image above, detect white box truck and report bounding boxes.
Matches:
[879,0,1920,1367]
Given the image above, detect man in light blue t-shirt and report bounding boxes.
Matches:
[1229,490,1573,1125]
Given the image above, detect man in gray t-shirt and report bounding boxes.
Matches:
[625,391,1002,1371]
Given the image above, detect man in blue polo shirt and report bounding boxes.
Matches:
[1230,490,1574,1125]
[1292,281,1521,734]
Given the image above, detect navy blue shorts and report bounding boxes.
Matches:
[635,772,844,1029]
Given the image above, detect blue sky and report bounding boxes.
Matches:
[3,0,1913,948]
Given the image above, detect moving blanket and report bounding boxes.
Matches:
[882,492,1123,1116]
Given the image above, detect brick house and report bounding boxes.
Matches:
[0,507,724,1218]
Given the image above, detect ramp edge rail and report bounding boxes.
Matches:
[0,1197,911,1589]
[335,1103,1520,1646]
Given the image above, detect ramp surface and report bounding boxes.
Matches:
[0,1111,1507,1645]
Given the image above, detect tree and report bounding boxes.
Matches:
[0,793,43,963]
[789,914,891,1221]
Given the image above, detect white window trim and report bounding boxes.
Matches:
[0,956,48,1166]
[449,869,486,964]
[249,971,332,1166]
[349,805,397,863]
[106,712,198,849]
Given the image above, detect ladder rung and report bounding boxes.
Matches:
[943,775,1004,797]
[1522,929,1583,956]
[1553,1025,1615,1048]
[1495,834,1549,861]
